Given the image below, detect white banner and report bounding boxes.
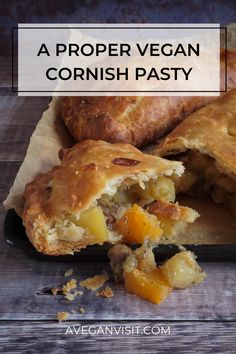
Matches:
[17,23,221,96]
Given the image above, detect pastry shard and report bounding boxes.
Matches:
[23,140,198,255]
[152,89,236,219]
[61,51,236,147]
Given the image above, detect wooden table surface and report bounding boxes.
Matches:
[0,56,236,353]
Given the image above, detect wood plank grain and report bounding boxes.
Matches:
[0,96,50,125]
[0,96,50,161]
[0,162,21,202]
[0,127,33,162]
[0,56,11,89]
[0,258,235,321]
[0,320,235,354]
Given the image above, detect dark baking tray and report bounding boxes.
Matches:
[3,209,236,262]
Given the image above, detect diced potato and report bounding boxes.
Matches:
[128,177,175,205]
[116,204,163,243]
[149,177,175,202]
[78,206,108,243]
[124,268,173,304]
[133,245,157,272]
[160,251,206,289]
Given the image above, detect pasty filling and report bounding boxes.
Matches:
[108,243,206,304]
[47,175,198,246]
[171,151,236,216]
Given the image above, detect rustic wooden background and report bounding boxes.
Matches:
[1,55,236,352]
[1,1,236,352]
[1,0,236,55]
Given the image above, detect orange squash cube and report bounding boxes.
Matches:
[116,204,163,243]
[124,268,173,304]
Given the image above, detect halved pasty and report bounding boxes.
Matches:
[23,140,198,255]
[151,89,236,242]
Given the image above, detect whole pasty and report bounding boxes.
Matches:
[61,50,236,147]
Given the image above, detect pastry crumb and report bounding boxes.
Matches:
[64,290,83,302]
[79,307,85,314]
[64,268,74,277]
[51,287,61,296]
[57,311,69,322]
[79,274,109,291]
[62,279,77,294]
[96,287,114,298]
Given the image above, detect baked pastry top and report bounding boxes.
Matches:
[61,50,236,147]
[23,140,198,255]
[61,96,211,147]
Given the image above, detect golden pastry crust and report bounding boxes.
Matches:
[23,140,184,255]
[151,89,236,180]
[61,50,236,147]
[61,96,210,147]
